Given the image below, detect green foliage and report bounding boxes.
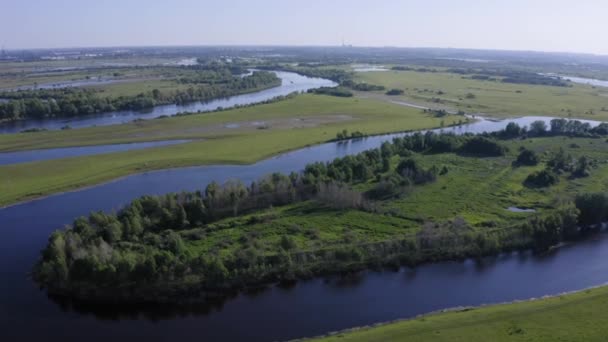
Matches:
[309,86,353,97]
[0,70,280,120]
[525,169,559,188]
[575,193,608,226]
[514,148,539,166]
[459,136,507,156]
[341,80,385,91]
[385,89,404,96]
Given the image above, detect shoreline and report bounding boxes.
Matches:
[0,120,466,209]
[295,282,608,341]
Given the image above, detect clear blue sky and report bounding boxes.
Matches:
[3,0,607,54]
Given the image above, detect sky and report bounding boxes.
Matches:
[2,0,608,55]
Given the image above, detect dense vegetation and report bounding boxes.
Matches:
[33,121,608,302]
[257,64,352,84]
[446,68,571,87]
[386,89,405,95]
[0,70,280,121]
[308,87,353,97]
[341,80,385,91]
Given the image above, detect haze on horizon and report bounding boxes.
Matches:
[3,0,608,55]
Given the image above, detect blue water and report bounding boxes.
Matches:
[0,140,191,166]
[0,71,337,133]
[0,115,606,341]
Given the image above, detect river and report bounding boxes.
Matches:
[542,73,608,88]
[0,71,337,134]
[1,115,607,341]
[0,140,191,166]
[563,75,608,88]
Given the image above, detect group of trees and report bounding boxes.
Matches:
[340,80,385,91]
[385,89,404,96]
[0,70,280,121]
[496,119,608,139]
[391,66,438,73]
[308,87,353,97]
[446,68,571,87]
[334,129,365,141]
[258,65,353,84]
[514,148,539,166]
[523,146,593,188]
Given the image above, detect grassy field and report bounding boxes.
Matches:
[355,70,608,119]
[0,94,458,152]
[0,94,459,206]
[309,285,608,341]
[0,64,172,90]
[179,136,608,258]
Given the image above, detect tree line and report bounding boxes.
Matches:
[0,70,280,121]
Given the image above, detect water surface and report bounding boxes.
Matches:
[562,75,608,88]
[0,71,337,133]
[352,64,389,72]
[0,140,191,166]
[0,115,606,341]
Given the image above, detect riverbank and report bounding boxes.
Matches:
[0,70,332,133]
[306,284,608,341]
[33,131,608,303]
[0,94,459,207]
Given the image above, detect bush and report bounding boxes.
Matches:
[385,89,404,96]
[514,148,539,166]
[309,87,353,97]
[524,169,559,188]
[459,137,506,156]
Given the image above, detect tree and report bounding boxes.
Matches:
[572,156,590,178]
[515,148,539,166]
[529,120,547,136]
[226,180,247,216]
[575,193,608,226]
[524,169,559,188]
[503,122,522,138]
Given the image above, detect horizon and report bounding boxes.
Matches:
[3,0,608,55]
[5,44,608,59]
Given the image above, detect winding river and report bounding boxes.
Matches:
[1,114,608,341]
[0,71,337,134]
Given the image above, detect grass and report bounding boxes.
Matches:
[0,94,460,206]
[181,136,608,258]
[309,286,608,341]
[355,70,608,120]
[0,94,458,151]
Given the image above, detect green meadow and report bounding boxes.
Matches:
[179,136,608,258]
[0,94,459,206]
[355,70,608,119]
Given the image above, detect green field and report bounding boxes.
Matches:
[309,285,608,342]
[0,94,459,206]
[180,136,608,258]
[355,70,608,119]
[0,63,172,90]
